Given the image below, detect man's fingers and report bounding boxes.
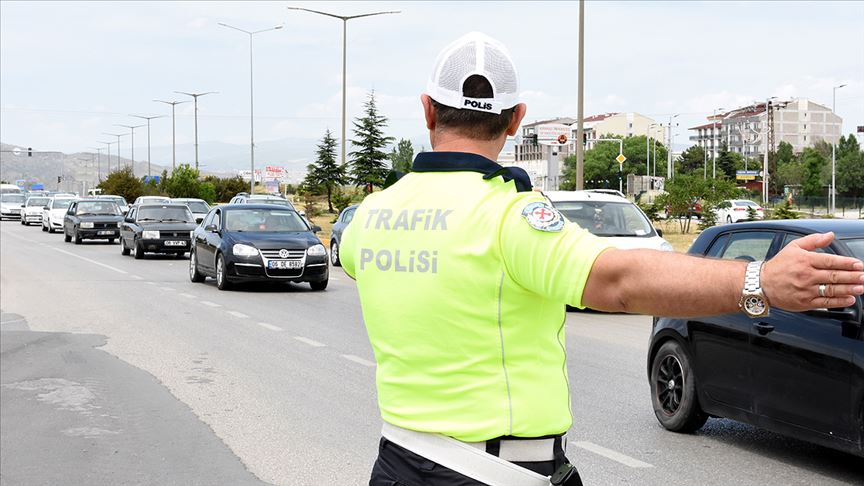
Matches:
[820,284,864,298]
[808,296,857,309]
[791,232,834,251]
[812,252,864,271]
[814,269,864,286]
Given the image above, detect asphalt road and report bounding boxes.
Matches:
[1,220,861,486]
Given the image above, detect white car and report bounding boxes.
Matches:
[21,195,51,225]
[545,190,674,251]
[171,198,211,224]
[41,196,77,233]
[0,193,26,220]
[101,195,129,214]
[715,199,764,224]
[132,196,171,206]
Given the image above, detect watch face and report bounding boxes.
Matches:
[744,295,767,315]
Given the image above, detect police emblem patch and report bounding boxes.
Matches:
[521,202,565,232]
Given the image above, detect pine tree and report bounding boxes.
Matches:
[304,129,347,213]
[349,91,395,191]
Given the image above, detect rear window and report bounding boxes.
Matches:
[51,199,74,209]
[26,197,50,207]
[1,194,26,203]
[137,206,194,223]
[76,201,120,215]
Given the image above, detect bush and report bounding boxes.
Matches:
[98,167,146,202]
[203,175,248,202]
[163,164,201,198]
[199,182,217,204]
[770,200,798,219]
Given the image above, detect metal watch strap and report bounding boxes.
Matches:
[744,261,764,293]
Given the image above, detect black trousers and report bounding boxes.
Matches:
[370,437,573,486]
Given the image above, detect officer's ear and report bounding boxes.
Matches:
[505,103,527,137]
[421,94,437,131]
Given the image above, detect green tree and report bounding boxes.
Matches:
[676,145,706,176]
[776,141,794,165]
[163,164,201,198]
[561,136,667,190]
[349,91,395,191]
[801,147,827,197]
[97,167,145,202]
[714,143,737,179]
[390,138,415,173]
[835,135,864,197]
[655,175,740,233]
[776,158,806,188]
[770,200,799,219]
[304,129,347,212]
[198,182,217,204]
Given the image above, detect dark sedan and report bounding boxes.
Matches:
[63,199,123,244]
[329,204,359,267]
[648,219,864,457]
[189,204,329,291]
[120,204,197,259]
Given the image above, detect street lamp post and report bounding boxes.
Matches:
[218,22,283,195]
[131,115,165,179]
[666,114,679,179]
[114,124,144,174]
[154,100,189,170]
[98,141,114,174]
[175,91,218,170]
[712,107,724,179]
[287,6,400,168]
[831,83,846,215]
[87,146,103,181]
[102,132,127,173]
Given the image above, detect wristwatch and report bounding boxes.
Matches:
[739,260,770,318]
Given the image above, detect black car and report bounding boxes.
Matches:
[120,204,197,259]
[62,199,123,244]
[329,204,359,267]
[189,204,329,291]
[648,219,864,457]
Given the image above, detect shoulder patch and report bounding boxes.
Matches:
[521,202,565,232]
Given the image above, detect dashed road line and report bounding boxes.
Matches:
[179,293,196,298]
[341,354,376,367]
[50,247,127,275]
[161,286,176,292]
[145,282,157,285]
[226,310,249,319]
[130,275,144,280]
[256,322,283,332]
[572,441,654,468]
[293,336,326,347]
[200,300,221,308]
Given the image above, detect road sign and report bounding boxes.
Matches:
[536,123,571,142]
[616,153,626,164]
[557,134,568,144]
[736,170,759,181]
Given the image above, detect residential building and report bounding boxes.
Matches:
[689,98,843,159]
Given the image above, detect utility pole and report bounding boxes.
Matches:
[666,114,679,179]
[574,0,586,190]
[131,115,165,179]
[98,141,114,174]
[102,133,127,173]
[831,84,846,214]
[88,146,103,181]
[175,91,218,170]
[712,108,724,179]
[114,124,144,173]
[154,100,189,170]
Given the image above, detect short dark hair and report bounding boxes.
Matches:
[431,74,515,141]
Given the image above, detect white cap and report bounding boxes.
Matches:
[426,32,519,115]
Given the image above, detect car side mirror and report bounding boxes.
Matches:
[205,224,218,233]
[311,225,322,233]
[43,206,50,210]
[125,217,134,223]
[655,227,663,237]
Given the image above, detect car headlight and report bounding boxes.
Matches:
[232,244,259,257]
[80,222,94,229]
[307,244,326,257]
[142,230,160,239]
[660,241,674,252]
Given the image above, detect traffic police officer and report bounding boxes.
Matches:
[339,32,864,486]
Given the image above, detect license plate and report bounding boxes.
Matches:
[97,230,115,235]
[268,260,302,270]
[164,240,187,247]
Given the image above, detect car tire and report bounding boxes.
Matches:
[20,219,25,225]
[42,223,48,232]
[133,240,144,260]
[108,238,115,244]
[726,215,733,224]
[650,340,708,433]
[310,279,328,291]
[49,225,56,233]
[330,240,341,267]
[120,238,131,256]
[175,252,185,259]
[215,254,232,290]
[189,249,205,283]
[64,230,71,242]
[73,231,82,245]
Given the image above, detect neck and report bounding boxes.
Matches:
[431,133,505,162]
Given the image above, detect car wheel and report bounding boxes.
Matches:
[20,219,25,225]
[726,215,732,224]
[108,238,115,244]
[42,222,48,232]
[49,225,56,233]
[216,254,232,290]
[120,238,131,256]
[650,340,708,433]
[310,279,328,291]
[330,240,341,267]
[175,252,186,259]
[133,240,144,260]
[64,230,71,242]
[189,250,205,283]
[73,231,82,245]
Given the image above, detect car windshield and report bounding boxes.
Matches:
[76,201,120,215]
[553,200,654,237]
[26,197,49,207]
[180,201,210,213]
[1,194,26,204]
[224,209,308,232]
[105,196,127,206]
[843,238,864,261]
[51,199,74,209]
[137,206,194,222]
[251,197,293,207]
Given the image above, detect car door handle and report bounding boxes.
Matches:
[753,322,775,335]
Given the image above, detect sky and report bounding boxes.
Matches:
[1,0,863,167]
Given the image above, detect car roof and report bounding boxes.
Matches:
[172,198,206,202]
[137,203,190,209]
[700,219,864,239]
[544,190,631,203]
[222,204,298,212]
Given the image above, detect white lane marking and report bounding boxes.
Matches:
[130,275,144,280]
[572,441,654,468]
[226,310,249,319]
[161,287,176,292]
[145,282,157,286]
[256,322,283,332]
[200,300,221,307]
[341,354,376,367]
[50,247,127,275]
[293,336,326,347]
[179,293,196,298]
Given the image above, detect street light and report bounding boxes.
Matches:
[647,123,659,179]
[114,124,144,173]
[131,115,165,179]
[219,22,283,195]
[102,132,127,172]
[154,99,189,170]
[665,114,679,179]
[287,6,400,168]
[712,108,724,179]
[98,141,114,174]
[175,91,218,170]
[87,146,103,181]
[831,83,846,215]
